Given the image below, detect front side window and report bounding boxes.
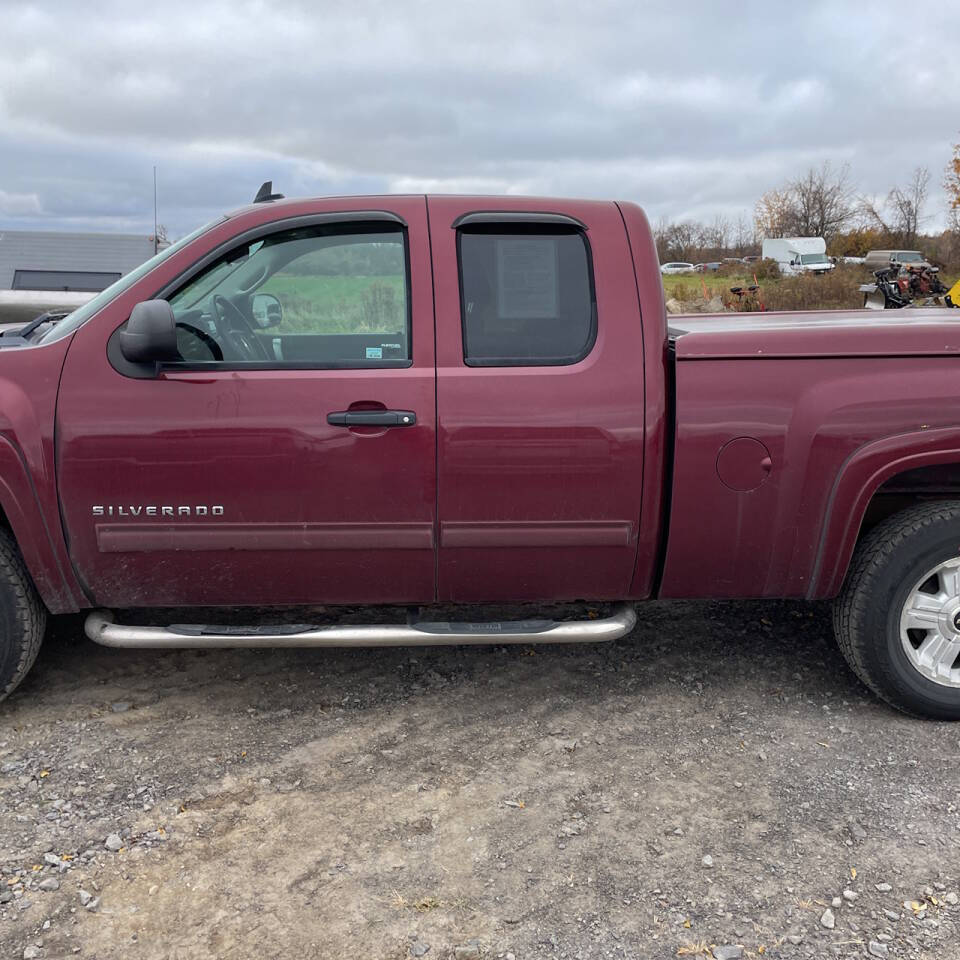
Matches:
[458,225,595,366]
[165,223,409,367]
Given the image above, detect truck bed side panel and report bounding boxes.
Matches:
[659,354,960,599]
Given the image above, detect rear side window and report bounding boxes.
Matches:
[458,225,596,366]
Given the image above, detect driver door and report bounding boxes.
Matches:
[56,198,437,608]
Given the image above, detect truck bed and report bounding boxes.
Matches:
[660,305,960,602]
[669,308,960,359]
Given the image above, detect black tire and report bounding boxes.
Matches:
[834,502,960,719]
[0,528,46,704]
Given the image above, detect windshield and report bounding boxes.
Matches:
[899,252,923,262]
[38,218,224,343]
[800,253,829,264]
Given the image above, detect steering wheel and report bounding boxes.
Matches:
[175,321,223,363]
[211,294,271,361]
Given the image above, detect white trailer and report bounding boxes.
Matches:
[761,237,835,276]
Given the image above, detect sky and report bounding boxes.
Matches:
[1,0,958,240]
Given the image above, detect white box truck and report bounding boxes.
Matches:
[761,237,835,276]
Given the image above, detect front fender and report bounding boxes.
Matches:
[0,434,82,613]
[809,426,960,598]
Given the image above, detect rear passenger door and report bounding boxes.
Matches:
[427,198,647,602]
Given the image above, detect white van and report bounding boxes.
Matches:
[761,237,835,276]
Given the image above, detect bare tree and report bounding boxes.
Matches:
[946,138,960,231]
[755,162,857,241]
[702,215,730,255]
[652,216,672,263]
[754,187,794,240]
[788,162,857,239]
[861,167,931,246]
[732,214,756,255]
[655,220,702,263]
[655,213,757,262]
[890,167,930,245]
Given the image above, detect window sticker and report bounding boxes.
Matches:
[365,346,383,359]
[495,237,559,319]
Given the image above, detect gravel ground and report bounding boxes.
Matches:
[1,599,958,960]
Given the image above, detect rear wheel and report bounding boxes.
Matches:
[0,530,46,703]
[834,502,960,719]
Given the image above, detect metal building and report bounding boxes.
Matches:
[0,230,161,292]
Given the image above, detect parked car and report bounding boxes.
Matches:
[742,255,761,264]
[1,187,960,719]
[693,262,721,273]
[761,237,835,275]
[863,250,932,272]
[660,262,694,275]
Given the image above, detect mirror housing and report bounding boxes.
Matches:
[119,300,179,364]
[251,293,283,329]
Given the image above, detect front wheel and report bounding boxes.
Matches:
[834,502,960,719]
[0,529,46,704]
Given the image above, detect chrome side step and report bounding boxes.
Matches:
[84,605,636,649]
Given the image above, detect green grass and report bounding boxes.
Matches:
[258,273,406,334]
[662,272,756,301]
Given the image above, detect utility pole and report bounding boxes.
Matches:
[153,166,158,255]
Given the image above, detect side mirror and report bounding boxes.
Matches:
[119,300,179,364]
[251,293,283,329]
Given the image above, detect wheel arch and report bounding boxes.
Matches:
[810,426,960,599]
[0,434,82,613]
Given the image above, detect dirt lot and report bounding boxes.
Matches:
[1,600,958,960]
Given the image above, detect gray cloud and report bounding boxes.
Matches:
[1,0,957,237]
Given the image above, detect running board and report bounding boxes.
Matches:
[84,605,637,649]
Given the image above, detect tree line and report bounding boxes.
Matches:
[655,140,960,268]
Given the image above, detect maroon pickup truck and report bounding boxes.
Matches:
[1,185,960,719]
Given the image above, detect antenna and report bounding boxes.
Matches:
[153,166,158,254]
[254,181,285,203]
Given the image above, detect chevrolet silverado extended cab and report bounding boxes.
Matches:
[1,186,960,719]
